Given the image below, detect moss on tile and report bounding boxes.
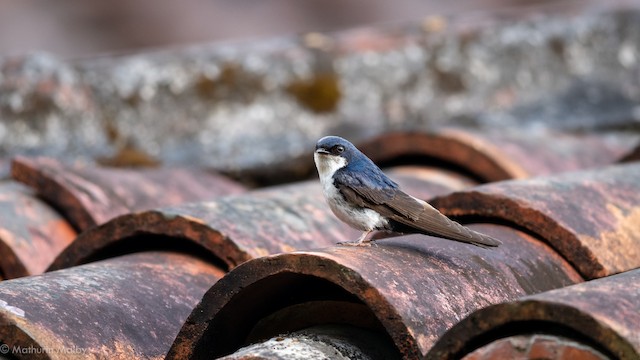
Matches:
[196,63,264,102]
[286,72,342,113]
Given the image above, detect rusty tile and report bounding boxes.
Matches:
[357,129,635,182]
[461,337,527,360]
[460,335,609,360]
[166,224,583,360]
[0,181,76,279]
[528,335,564,359]
[386,167,474,199]
[462,353,481,360]
[431,269,640,360]
[432,163,640,279]
[560,346,609,360]
[11,156,246,231]
[48,169,463,271]
[0,251,224,359]
[385,166,477,191]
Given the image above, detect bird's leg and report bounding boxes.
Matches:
[338,230,374,247]
[357,230,373,244]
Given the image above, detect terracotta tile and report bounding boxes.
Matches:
[48,169,463,271]
[358,130,634,183]
[429,269,640,359]
[0,252,224,359]
[433,163,640,279]
[167,224,581,359]
[528,335,562,359]
[560,346,608,360]
[0,181,76,278]
[12,156,246,230]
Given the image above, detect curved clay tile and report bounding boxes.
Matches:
[0,181,76,278]
[357,129,635,182]
[460,335,609,360]
[48,168,465,271]
[432,162,640,279]
[0,251,224,360]
[11,156,246,231]
[218,325,399,360]
[166,225,582,359]
[429,268,640,360]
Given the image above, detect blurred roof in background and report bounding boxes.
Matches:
[0,0,630,58]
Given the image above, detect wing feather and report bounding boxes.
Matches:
[335,171,501,247]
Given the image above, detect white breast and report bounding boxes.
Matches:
[314,153,388,231]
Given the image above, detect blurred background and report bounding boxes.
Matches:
[0,0,609,58]
[1,0,639,183]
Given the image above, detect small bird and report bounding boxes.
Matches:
[314,135,501,247]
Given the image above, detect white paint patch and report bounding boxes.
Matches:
[0,299,25,317]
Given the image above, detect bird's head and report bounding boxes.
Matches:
[314,136,361,177]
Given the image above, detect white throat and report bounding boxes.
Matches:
[314,152,388,232]
[314,153,347,185]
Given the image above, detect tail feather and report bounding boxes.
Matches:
[388,199,502,248]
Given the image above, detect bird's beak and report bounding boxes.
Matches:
[315,148,330,155]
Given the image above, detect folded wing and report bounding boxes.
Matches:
[337,181,501,248]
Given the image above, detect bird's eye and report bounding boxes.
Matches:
[334,145,345,154]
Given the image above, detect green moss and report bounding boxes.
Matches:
[97,143,160,168]
[97,122,159,167]
[286,72,342,113]
[196,63,264,102]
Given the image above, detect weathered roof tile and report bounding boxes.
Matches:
[358,129,636,182]
[0,251,224,360]
[166,224,582,359]
[11,156,246,230]
[432,163,640,279]
[48,168,462,271]
[0,181,76,278]
[430,268,640,360]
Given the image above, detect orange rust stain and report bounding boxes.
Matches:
[582,204,640,275]
[279,243,297,253]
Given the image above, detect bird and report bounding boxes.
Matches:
[313,135,501,247]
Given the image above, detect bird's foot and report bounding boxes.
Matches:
[337,240,373,247]
[357,230,373,243]
[337,230,376,247]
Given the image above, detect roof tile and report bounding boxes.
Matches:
[431,268,640,359]
[48,169,462,271]
[0,251,224,360]
[432,163,640,279]
[11,156,246,230]
[358,130,636,182]
[0,181,76,278]
[166,224,582,359]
